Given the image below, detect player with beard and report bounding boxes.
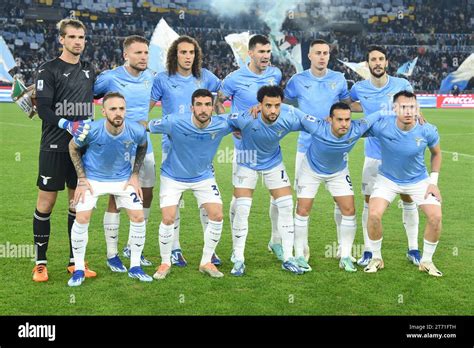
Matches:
[94,35,155,271]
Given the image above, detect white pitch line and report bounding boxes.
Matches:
[441,132,474,136]
[442,151,474,158]
[0,121,37,128]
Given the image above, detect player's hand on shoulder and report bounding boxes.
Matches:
[425,184,442,203]
[249,104,261,119]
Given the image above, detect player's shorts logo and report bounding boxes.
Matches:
[40,175,52,185]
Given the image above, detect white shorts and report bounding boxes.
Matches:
[75,180,143,212]
[296,156,354,198]
[361,157,381,196]
[131,152,156,188]
[371,174,441,206]
[232,162,291,190]
[159,176,223,208]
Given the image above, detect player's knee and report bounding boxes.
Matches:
[208,211,223,222]
[130,214,145,223]
[426,212,442,229]
[162,216,175,225]
[75,214,90,224]
[339,204,355,216]
[37,200,55,214]
[368,209,383,224]
[296,204,310,217]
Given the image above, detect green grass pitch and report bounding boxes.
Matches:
[0,103,473,315]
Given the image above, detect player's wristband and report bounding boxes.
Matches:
[430,172,439,185]
[58,118,67,129]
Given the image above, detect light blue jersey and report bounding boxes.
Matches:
[367,117,439,184]
[227,104,302,171]
[221,65,282,149]
[94,65,155,154]
[302,111,386,175]
[284,69,349,153]
[151,69,221,154]
[74,119,147,182]
[148,113,234,182]
[350,75,413,159]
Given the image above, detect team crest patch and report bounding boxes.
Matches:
[123,140,134,148]
[415,137,424,146]
[305,115,316,122]
[210,131,218,140]
[330,82,337,90]
[267,77,275,86]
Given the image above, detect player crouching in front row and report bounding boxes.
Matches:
[67,92,152,286]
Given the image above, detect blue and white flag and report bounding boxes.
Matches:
[337,59,370,79]
[224,32,251,68]
[439,54,474,93]
[0,36,15,82]
[148,18,179,74]
[396,56,418,77]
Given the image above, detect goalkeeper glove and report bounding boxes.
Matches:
[58,118,91,141]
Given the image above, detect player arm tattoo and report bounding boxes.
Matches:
[132,142,147,175]
[69,139,86,180]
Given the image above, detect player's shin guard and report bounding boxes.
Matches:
[275,196,295,261]
[232,198,252,261]
[33,209,51,264]
[129,221,146,268]
[68,209,76,263]
[334,203,342,250]
[159,222,174,265]
[172,208,181,250]
[104,212,120,259]
[229,196,236,228]
[362,202,370,252]
[403,202,419,250]
[201,220,223,265]
[294,214,308,258]
[200,208,209,233]
[340,215,357,258]
[269,198,281,244]
[71,221,89,271]
[368,237,383,259]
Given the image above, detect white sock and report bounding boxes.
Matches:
[294,214,309,258]
[129,221,146,268]
[143,207,151,224]
[270,197,281,244]
[172,208,181,250]
[368,237,383,259]
[334,203,342,253]
[232,197,252,261]
[275,196,295,261]
[199,207,208,233]
[71,221,89,271]
[104,212,120,259]
[403,201,419,250]
[340,215,357,258]
[362,202,370,252]
[159,222,174,265]
[201,219,223,265]
[229,196,236,227]
[421,239,439,263]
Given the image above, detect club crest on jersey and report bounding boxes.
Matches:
[276,129,284,137]
[144,80,150,89]
[330,82,337,90]
[123,140,134,148]
[305,115,316,122]
[195,79,202,88]
[210,131,218,140]
[152,119,162,127]
[346,137,355,144]
[37,80,44,91]
[267,77,276,86]
[415,137,424,147]
[230,113,239,119]
[82,70,90,79]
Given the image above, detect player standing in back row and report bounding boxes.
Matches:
[32,18,95,282]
